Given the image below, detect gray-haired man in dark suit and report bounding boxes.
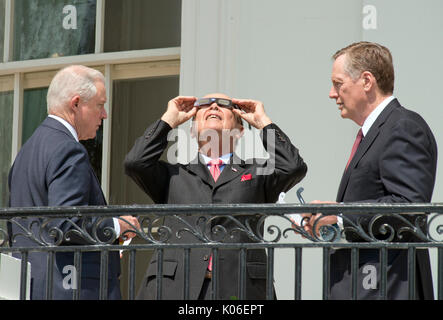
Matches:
[125,93,308,299]
[8,65,140,300]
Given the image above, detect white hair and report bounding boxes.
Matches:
[47,65,105,113]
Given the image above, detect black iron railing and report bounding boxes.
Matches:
[1,203,443,300]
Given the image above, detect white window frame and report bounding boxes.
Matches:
[0,0,181,199]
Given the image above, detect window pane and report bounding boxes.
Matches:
[104,0,181,52]
[22,88,48,145]
[22,87,102,181]
[0,0,5,61]
[13,0,96,61]
[0,91,13,207]
[109,76,179,205]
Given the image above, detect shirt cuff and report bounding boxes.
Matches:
[113,217,121,237]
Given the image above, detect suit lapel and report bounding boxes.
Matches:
[336,99,399,201]
[185,154,247,188]
[185,155,215,187]
[214,154,246,188]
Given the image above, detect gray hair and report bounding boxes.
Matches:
[47,65,105,113]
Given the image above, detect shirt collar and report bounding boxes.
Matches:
[48,115,79,142]
[361,96,395,136]
[200,153,232,166]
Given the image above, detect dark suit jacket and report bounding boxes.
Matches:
[331,99,437,299]
[124,119,307,299]
[8,117,121,300]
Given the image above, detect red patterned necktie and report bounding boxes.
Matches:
[208,159,223,182]
[345,128,363,171]
[207,159,223,272]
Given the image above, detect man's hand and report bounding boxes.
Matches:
[231,98,272,130]
[161,96,198,128]
[300,200,338,237]
[118,215,141,240]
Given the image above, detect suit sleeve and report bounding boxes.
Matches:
[260,123,308,201]
[124,119,173,203]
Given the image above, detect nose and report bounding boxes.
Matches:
[329,86,338,100]
[209,103,220,110]
[102,107,108,119]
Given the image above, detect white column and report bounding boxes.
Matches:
[11,72,23,163]
[95,0,105,54]
[180,0,241,97]
[3,0,14,62]
[101,64,113,199]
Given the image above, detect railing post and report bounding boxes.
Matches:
[73,250,82,300]
[351,247,359,300]
[99,249,109,300]
[45,251,54,300]
[407,247,416,300]
[379,247,388,300]
[183,248,190,300]
[128,249,136,300]
[19,250,29,300]
[238,248,246,300]
[322,247,330,300]
[294,247,302,300]
[211,248,219,300]
[156,248,163,300]
[438,247,443,300]
[266,248,274,300]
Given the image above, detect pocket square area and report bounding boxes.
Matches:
[241,174,252,182]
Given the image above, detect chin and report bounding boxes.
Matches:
[201,124,222,132]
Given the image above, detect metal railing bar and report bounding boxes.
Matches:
[73,250,82,300]
[322,247,330,300]
[99,249,109,300]
[408,247,416,300]
[238,248,246,300]
[2,202,443,218]
[211,248,219,301]
[4,242,443,254]
[439,248,443,300]
[19,250,28,300]
[294,247,302,300]
[128,249,136,300]
[379,247,388,300]
[351,247,359,300]
[183,248,190,300]
[45,250,54,300]
[156,249,163,300]
[266,248,274,300]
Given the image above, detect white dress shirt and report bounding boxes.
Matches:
[361,96,395,137]
[200,153,232,173]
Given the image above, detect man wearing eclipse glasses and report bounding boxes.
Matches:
[124,93,307,300]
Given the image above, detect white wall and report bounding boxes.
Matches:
[180,0,443,299]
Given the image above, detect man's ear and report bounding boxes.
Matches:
[70,96,80,111]
[361,71,375,92]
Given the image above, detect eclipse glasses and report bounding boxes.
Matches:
[194,97,251,129]
[194,97,241,110]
